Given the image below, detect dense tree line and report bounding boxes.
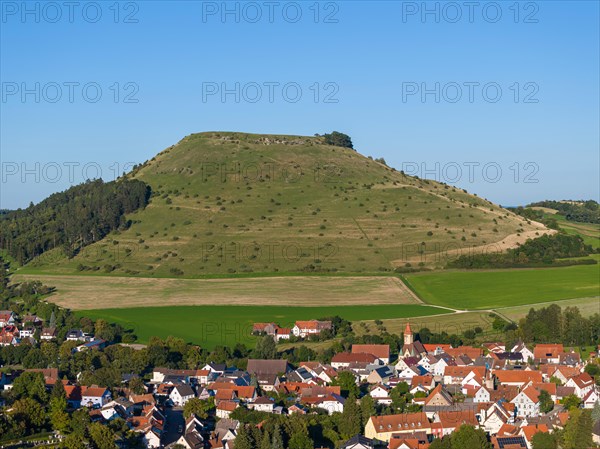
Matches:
[528,200,599,224]
[0,179,150,264]
[448,233,595,269]
[519,304,600,346]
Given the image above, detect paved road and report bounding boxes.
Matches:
[163,407,185,447]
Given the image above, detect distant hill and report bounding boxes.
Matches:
[21,132,546,276]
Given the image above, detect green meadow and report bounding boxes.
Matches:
[78,304,448,348]
[404,263,600,310]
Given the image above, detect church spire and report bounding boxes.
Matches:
[404,321,413,346]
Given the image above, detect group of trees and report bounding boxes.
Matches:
[448,233,595,269]
[320,131,354,149]
[519,304,600,346]
[528,200,600,224]
[0,179,150,264]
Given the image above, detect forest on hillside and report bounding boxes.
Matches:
[0,179,150,265]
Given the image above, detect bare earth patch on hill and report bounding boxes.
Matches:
[13,274,418,310]
[392,228,556,266]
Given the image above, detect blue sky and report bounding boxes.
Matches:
[1,0,598,209]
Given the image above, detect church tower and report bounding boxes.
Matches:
[404,322,413,346]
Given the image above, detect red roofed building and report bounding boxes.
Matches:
[292,320,332,338]
[352,344,390,364]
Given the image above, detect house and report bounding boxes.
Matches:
[40,327,57,340]
[583,388,599,409]
[473,386,491,403]
[292,320,332,338]
[66,329,86,341]
[332,352,379,369]
[431,410,478,437]
[216,400,238,419]
[249,396,275,413]
[174,415,205,449]
[443,366,486,385]
[352,345,390,364]
[246,359,290,391]
[367,366,395,384]
[342,435,387,449]
[369,385,392,405]
[565,372,595,399]
[534,344,564,364]
[511,341,534,362]
[22,315,43,326]
[19,327,35,338]
[170,384,195,406]
[491,435,528,449]
[128,405,164,448]
[511,385,540,417]
[0,311,16,328]
[316,393,345,415]
[494,370,542,387]
[253,322,292,341]
[75,339,106,352]
[81,385,112,408]
[365,413,431,442]
[424,384,453,407]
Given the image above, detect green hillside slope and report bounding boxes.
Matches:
[23,132,546,277]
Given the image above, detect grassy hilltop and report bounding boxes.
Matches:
[25,132,546,277]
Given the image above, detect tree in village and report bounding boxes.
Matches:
[183,397,215,419]
[271,423,284,449]
[88,422,118,449]
[531,432,558,449]
[450,425,492,449]
[254,335,277,359]
[339,393,361,439]
[560,408,593,449]
[429,437,452,449]
[11,398,46,432]
[538,390,554,413]
[360,394,376,427]
[233,424,254,449]
[288,432,314,449]
[332,371,359,397]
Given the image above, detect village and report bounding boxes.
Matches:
[0,309,599,449]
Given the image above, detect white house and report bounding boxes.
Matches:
[317,394,345,415]
[511,386,540,418]
[369,385,392,405]
[512,341,534,362]
[292,320,332,338]
[81,386,112,408]
[473,386,491,403]
[583,389,599,409]
[170,384,195,406]
[250,396,275,413]
[566,373,595,399]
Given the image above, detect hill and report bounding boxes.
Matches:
[21,132,547,277]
